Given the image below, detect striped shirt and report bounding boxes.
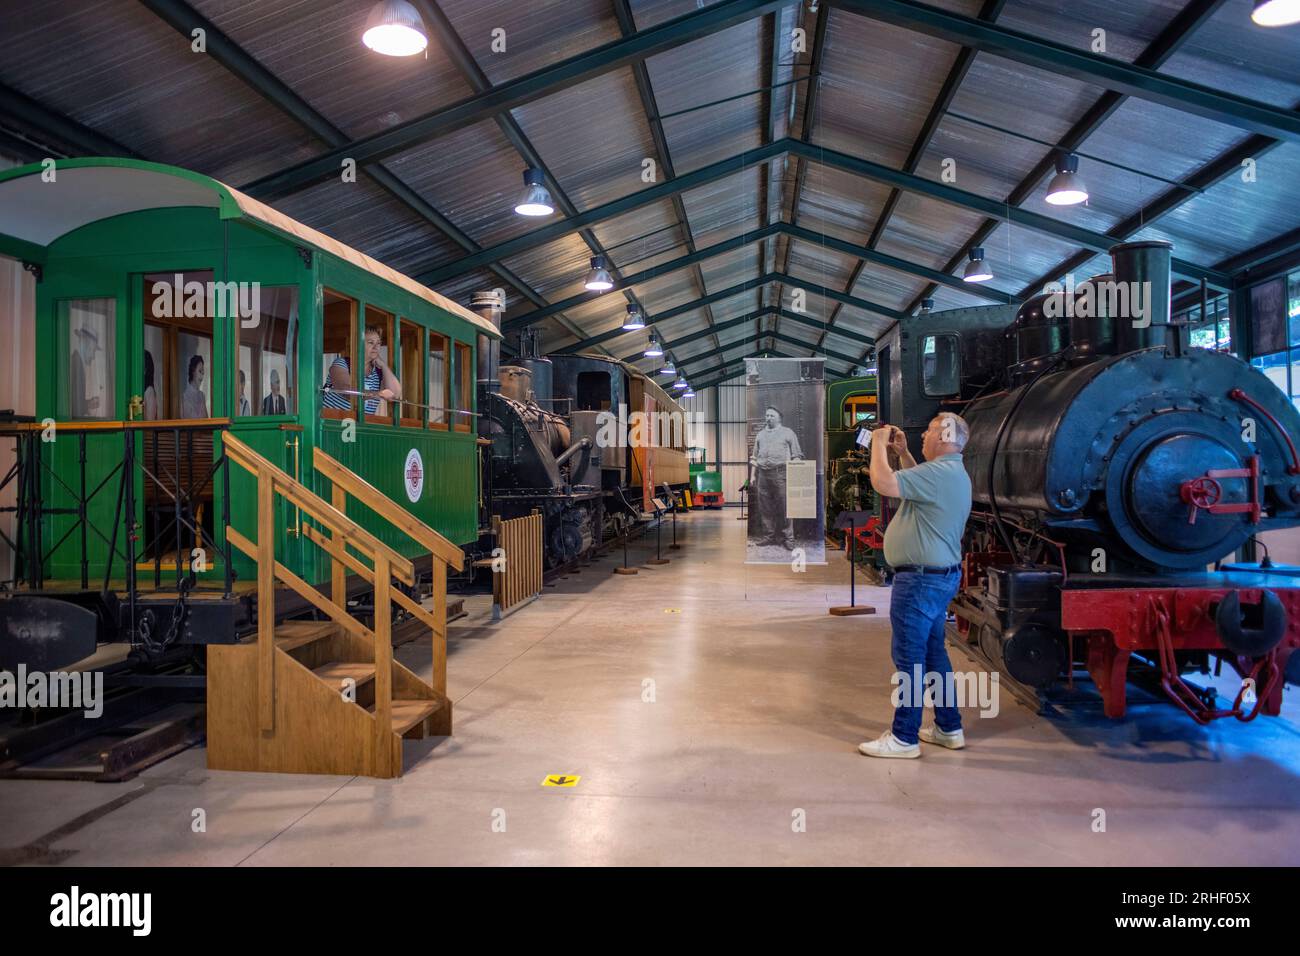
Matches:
[322,357,381,414]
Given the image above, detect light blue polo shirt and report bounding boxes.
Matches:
[882,453,971,568]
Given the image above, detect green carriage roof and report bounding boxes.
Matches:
[0,157,500,339]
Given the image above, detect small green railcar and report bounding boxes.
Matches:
[0,157,498,593]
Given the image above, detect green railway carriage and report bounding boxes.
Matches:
[0,157,498,592]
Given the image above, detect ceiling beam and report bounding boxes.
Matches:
[240,0,788,199]
[816,0,1006,349]
[826,0,1300,143]
[612,0,723,353]
[620,306,874,363]
[896,0,1231,328]
[413,0,626,354]
[137,0,561,321]
[0,84,138,159]
[416,136,1228,289]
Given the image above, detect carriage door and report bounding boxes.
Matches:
[132,270,218,579]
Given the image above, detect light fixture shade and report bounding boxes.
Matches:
[683,388,696,399]
[362,0,428,56]
[514,168,554,216]
[658,360,675,375]
[1045,153,1088,206]
[622,304,646,330]
[584,256,614,292]
[920,298,934,313]
[672,377,688,390]
[963,247,993,283]
[644,333,663,358]
[1252,0,1300,26]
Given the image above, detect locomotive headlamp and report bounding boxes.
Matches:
[622,304,646,330]
[1252,0,1300,26]
[963,248,993,283]
[514,169,555,217]
[584,256,614,291]
[362,0,428,56]
[1045,153,1089,206]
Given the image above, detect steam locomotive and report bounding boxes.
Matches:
[877,241,1300,723]
[472,308,689,569]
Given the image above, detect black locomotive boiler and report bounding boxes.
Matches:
[877,240,1300,723]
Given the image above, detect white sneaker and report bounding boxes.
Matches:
[919,726,965,750]
[858,731,920,759]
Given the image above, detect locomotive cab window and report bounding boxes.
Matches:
[363,307,396,424]
[921,333,960,397]
[237,286,298,417]
[428,332,449,429]
[398,320,424,428]
[61,298,117,420]
[321,289,357,420]
[452,341,472,432]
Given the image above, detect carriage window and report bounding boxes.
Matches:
[453,341,472,432]
[143,270,214,420]
[61,298,116,420]
[237,286,297,417]
[363,307,395,424]
[321,289,357,419]
[921,333,960,397]
[398,320,423,428]
[427,332,449,429]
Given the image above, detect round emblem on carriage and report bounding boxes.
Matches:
[404,448,424,503]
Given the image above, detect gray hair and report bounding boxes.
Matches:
[933,412,970,450]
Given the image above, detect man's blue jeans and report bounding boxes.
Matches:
[889,569,963,745]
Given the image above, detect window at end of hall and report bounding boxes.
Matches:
[427,332,449,429]
[453,341,472,432]
[1248,271,1300,413]
[321,289,356,420]
[398,320,424,428]
[237,286,298,417]
[363,307,396,424]
[61,298,117,420]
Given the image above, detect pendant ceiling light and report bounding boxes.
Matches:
[963,247,993,283]
[644,332,663,358]
[920,298,934,314]
[622,304,646,330]
[584,256,614,292]
[1252,0,1300,25]
[1045,153,1089,206]
[683,387,696,399]
[362,1,428,56]
[658,359,675,375]
[514,168,554,217]
[672,377,689,391]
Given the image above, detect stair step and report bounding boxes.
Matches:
[390,699,441,736]
[311,661,376,689]
[273,620,338,652]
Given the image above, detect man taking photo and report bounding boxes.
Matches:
[860,413,972,759]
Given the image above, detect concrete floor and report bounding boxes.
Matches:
[2,509,1299,866]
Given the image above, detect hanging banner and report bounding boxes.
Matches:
[745,358,826,565]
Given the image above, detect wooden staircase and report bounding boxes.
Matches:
[206,435,463,779]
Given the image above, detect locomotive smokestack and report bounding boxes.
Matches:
[1109,240,1172,354]
[473,290,503,393]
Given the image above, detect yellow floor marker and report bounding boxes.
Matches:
[542,774,580,787]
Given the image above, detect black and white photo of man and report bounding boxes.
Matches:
[750,406,803,549]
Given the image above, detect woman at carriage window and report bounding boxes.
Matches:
[182,354,208,419]
[142,350,159,420]
[322,325,400,415]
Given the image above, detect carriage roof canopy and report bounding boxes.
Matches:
[0,157,500,339]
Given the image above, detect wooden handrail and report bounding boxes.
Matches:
[313,447,465,571]
[223,433,413,581]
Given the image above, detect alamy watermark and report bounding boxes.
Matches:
[151,273,261,327]
[1041,274,1154,327]
[593,403,706,449]
[890,664,999,718]
[0,664,103,718]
